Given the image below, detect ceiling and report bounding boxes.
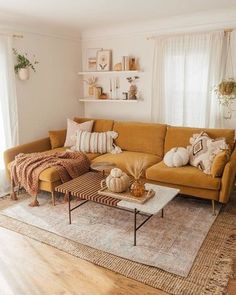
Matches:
[0,0,236,34]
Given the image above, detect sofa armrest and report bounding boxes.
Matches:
[4,137,51,177]
[219,146,236,203]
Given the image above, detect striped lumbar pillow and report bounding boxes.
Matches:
[71,130,121,154]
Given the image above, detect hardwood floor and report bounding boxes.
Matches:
[0,226,234,295]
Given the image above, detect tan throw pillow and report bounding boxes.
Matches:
[48,129,66,149]
[211,151,230,177]
[64,119,94,147]
[188,132,229,175]
[71,130,121,154]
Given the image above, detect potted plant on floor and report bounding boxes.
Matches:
[13,48,39,80]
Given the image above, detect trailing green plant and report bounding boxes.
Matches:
[12,48,39,73]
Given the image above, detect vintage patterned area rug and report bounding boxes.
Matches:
[0,192,235,295]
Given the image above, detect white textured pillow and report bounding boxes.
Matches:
[64,119,93,147]
[188,132,229,174]
[164,147,189,167]
[71,130,121,154]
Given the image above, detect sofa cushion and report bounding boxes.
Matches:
[92,151,161,175]
[112,121,167,157]
[74,117,114,132]
[146,161,220,190]
[164,126,235,154]
[211,151,230,177]
[48,129,67,149]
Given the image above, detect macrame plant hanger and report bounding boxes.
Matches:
[221,31,236,119]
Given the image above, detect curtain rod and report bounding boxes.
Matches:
[147,28,234,40]
[0,32,23,38]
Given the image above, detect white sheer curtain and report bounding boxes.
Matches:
[151,31,225,128]
[0,36,18,197]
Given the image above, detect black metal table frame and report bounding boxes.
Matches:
[66,192,164,246]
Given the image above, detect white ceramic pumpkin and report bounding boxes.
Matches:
[110,168,123,178]
[104,168,130,193]
[164,147,189,167]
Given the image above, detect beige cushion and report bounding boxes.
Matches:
[92,151,161,175]
[146,161,220,191]
[188,132,229,175]
[64,119,94,147]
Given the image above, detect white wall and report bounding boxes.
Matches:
[13,32,83,144]
[81,9,236,129]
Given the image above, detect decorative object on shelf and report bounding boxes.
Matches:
[99,93,108,99]
[113,62,122,71]
[94,87,102,99]
[13,48,39,81]
[86,48,101,71]
[122,92,128,100]
[83,76,98,97]
[127,76,139,100]
[101,168,130,193]
[96,50,112,71]
[214,78,236,119]
[122,56,129,70]
[164,147,189,167]
[127,159,147,198]
[129,57,137,70]
[109,77,120,99]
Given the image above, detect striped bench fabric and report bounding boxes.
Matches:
[56,172,119,207]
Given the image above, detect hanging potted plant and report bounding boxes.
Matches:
[13,48,39,80]
[214,78,236,119]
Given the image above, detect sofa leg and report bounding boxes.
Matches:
[29,195,39,207]
[51,191,56,206]
[10,184,18,201]
[212,200,216,216]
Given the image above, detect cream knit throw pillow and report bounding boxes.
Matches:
[71,130,122,154]
[188,132,229,175]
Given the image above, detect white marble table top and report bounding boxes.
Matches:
[117,183,180,215]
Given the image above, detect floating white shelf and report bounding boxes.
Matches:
[78,98,139,103]
[78,70,140,75]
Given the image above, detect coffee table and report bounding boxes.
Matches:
[56,172,179,246]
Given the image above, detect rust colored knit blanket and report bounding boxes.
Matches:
[10,151,90,196]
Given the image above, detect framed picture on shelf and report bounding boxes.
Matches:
[86,48,101,71]
[96,50,112,71]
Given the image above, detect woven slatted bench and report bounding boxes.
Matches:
[55,171,179,246]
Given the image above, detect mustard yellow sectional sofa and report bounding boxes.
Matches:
[4,117,236,208]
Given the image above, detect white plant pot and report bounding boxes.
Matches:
[18,68,30,81]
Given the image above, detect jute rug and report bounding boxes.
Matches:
[0,192,235,295]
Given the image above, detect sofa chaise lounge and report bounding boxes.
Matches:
[4,117,236,210]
